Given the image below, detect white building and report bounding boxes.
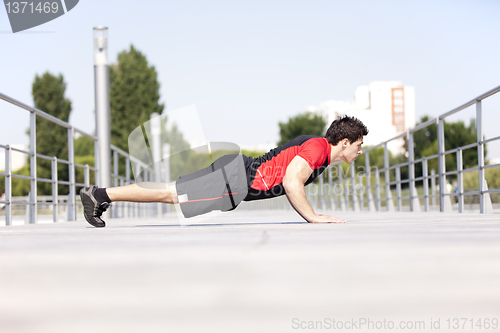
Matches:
[307,81,416,155]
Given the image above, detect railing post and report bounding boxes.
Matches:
[126,157,131,217]
[113,150,118,187]
[375,169,381,211]
[94,139,100,187]
[84,164,90,187]
[340,165,347,211]
[351,161,358,211]
[328,165,333,210]
[67,127,75,221]
[94,27,112,193]
[119,177,124,218]
[423,158,429,212]
[113,149,118,218]
[437,118,446,212]
[408,131,415,211]
[384,143,391,211]
[5,146,12,226]
[476,100,485,213]
[29,111,37,224]
[431,169,437,209]
[319,173,324,210]
[358,174,364,211]
[396,166,402,211]
[135,164,141,217]
[52,157,58,223]
[457,149,464,213]
[365,151,371,211]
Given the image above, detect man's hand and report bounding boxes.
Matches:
[308,214,346,223]
[284,156,347,224]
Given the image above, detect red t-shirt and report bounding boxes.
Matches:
[244,136,331,201]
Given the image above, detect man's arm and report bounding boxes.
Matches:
[283,156,346,223]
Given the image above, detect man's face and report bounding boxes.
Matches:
[342,137,363,164]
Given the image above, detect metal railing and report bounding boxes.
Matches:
[322,85,500,214]
[2,85,499,225]
[0,91,154,226]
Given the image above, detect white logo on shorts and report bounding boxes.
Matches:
[178,194,189,203]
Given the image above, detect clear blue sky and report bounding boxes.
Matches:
[1,0,500,158]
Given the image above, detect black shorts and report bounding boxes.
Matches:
[175,154,249,218]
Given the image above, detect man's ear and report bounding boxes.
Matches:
[342,139,349,149]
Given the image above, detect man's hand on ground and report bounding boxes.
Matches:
[308,215,346,223]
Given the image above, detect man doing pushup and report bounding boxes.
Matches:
[80,115,368,227]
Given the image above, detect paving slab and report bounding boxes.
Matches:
[1,210,499,333]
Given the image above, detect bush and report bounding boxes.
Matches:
[463,167,500,190]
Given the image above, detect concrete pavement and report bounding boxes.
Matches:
[1,210,499,333]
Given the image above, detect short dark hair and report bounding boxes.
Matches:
[324,115,368,145]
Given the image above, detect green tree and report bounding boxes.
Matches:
[110,45,164,152]
[32,72,72,195]
[278,112,326,146]
[411,116,485,177]
[74,135,94,157]
[74,135,95,187]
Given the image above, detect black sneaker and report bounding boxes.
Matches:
[80,186,110,228]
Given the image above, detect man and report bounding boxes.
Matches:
[80,115,368,227]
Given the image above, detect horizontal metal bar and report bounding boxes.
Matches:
[483,163,500,170]
[463,191,480,195]
[74,128,98,141]
[74,163,96,170]
[411,118,437,133]
[37,178,54,184]
[482,135,500,145]
[36,153,56,161]
[462,166,480,172]
[439,85,500,120]
[363,144,388,155]
[426,154,439,160]
[0,91,97,141]
[110,144,130,158]
[57,159,71,165]
[10,146,32,155]
[35,153,71,165]
[0,91,36,113]
[11,174,34,180]
[11,201,36,205]
[362,134,408,154]
[111,144,149,167]
[444,142,479,155]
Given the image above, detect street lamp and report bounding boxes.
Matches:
[93,26,111,217]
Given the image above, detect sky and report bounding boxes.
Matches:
[1,0,500,158]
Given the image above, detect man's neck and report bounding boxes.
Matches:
[329,143,344,164]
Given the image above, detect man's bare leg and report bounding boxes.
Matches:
[106,182,178,204]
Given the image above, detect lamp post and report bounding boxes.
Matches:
[93,27,112,217]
